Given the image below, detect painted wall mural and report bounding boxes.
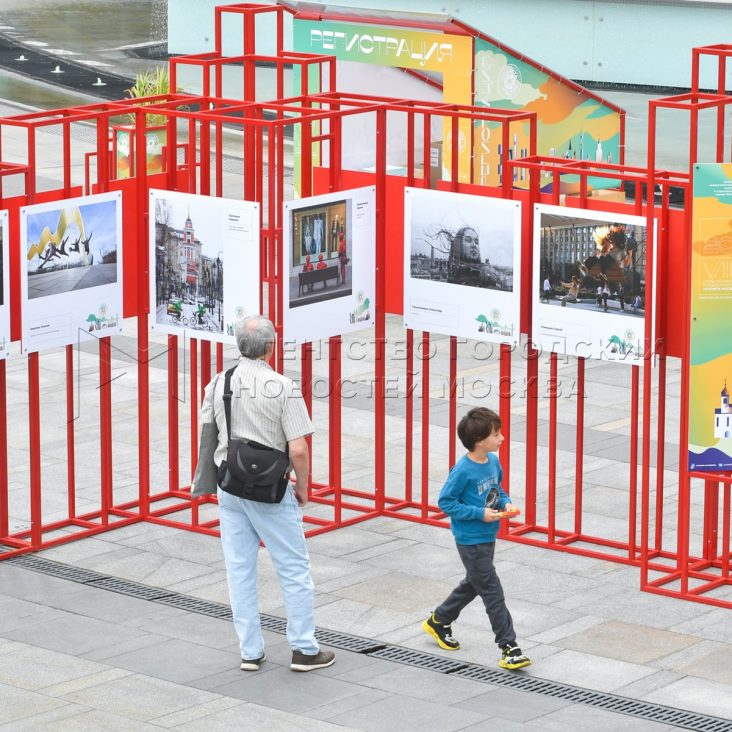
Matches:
[473,38,622,193]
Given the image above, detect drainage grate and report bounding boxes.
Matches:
[452,665,731,731]
[315,628,384,654]
[153,594,232,619]
[7,554,106,584]
[86,576,175,601]
[369,645,468,674]
[259,614,288,633]
[7,554,732,732]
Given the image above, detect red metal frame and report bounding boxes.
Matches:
[0,3,727,610]
[640,64,732,607]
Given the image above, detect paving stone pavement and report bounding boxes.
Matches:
[1,516,730,730]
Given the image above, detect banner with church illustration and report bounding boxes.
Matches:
[148,190,260,345]
[688,163,732,472]
[472,37,621,193]
[19,192,123,353]
[0,211,10,358]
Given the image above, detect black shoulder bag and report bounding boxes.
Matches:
[217,367,290,503]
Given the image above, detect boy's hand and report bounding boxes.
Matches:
[482,508,502,522]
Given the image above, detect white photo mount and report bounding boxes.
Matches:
[403,187,522,345]
[532,203,656,365]
[20,191,123,354]
[283,186,376,345]
[149,189,260,345]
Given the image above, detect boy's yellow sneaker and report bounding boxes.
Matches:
[499,644,532,670]
[422,613,460,650]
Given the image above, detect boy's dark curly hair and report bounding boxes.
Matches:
[457,407,501,451]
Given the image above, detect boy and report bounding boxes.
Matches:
[422,407,531,670]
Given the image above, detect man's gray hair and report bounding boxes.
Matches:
[235,316,275,359]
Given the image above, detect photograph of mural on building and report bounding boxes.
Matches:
[25,198,118,300]
[404,188,521,344]
[153,197,224,334]
[289,198,351,309]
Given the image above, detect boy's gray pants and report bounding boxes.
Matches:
[434,541,517,648]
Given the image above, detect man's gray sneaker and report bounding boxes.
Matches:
[290,649,335,671]
[240,653,266,671]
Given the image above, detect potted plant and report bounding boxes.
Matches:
[114,67,170,179]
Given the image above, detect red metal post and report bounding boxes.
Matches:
[548,352,557,543]
[574,357,585,537]
[421,332,430,518]
[66,345,76,519]
[374,108,387,511]
[168,334,179,493]
[329,337,342,524]
[190,338,198,481]
[449,337,457,470]
[0,361,7,538]
[99,337,113,525]
[405,329,414,504]
[629,365,639,559]
[28,353,42,547]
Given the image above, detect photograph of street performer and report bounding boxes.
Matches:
[538,213,646,318]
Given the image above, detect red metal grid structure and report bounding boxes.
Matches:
[0,2,728,610]
[638,44,732,608]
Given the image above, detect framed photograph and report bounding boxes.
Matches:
[404,187,521,343]
[20,191,123,353]
[533,203,654,364]
[284,187,375,344]
[149,190,260,344]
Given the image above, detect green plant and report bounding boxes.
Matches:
[125,67,171,126]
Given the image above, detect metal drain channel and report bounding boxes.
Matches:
[7,554,730,731]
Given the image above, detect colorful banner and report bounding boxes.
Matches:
[293,19,473,182]
[688,163,732,471]
[473,38,621,192]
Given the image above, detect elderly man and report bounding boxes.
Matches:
[193,315,335,672]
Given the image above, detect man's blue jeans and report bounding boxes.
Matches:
[217,486,320,659]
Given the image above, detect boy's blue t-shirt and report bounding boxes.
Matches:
[438,453,510,545]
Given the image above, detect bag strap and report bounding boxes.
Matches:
[221,364,290,457]
[222,366,237,441]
